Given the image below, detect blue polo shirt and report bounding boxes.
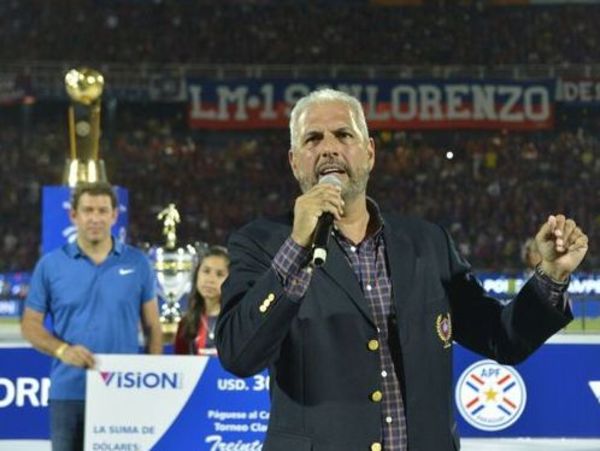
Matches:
[25,239,156,400]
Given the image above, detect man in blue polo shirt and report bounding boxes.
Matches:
[22,182,163,451]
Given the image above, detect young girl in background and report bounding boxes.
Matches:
[174,246,229,355]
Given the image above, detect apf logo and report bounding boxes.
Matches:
[455,360,526,431]
[99,371,183,390]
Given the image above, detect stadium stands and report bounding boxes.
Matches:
[0,0,598,273]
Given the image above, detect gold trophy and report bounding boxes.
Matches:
[151,204,197,339]
[63,67,108,186]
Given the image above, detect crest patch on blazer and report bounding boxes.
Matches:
[436,312,452,348]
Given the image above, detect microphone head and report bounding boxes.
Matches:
[318,174,342,188]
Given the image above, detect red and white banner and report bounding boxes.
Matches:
[187,79,555,130]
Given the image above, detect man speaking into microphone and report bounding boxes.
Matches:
[216,89,588,451]
[310,173,342,267]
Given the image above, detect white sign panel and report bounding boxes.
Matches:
[84,354,208,451]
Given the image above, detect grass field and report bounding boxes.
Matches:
[0,317,18,326]
[564,317,600,333]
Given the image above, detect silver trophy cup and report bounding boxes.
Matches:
[150,204,198,339]
[151,245,197,336]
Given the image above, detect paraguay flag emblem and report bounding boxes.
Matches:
[455,360,527,431]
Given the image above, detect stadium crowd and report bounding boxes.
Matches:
[1,1,599,66]
[0,0,599,274]
[1,106,598,273]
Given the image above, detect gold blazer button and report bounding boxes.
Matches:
[370,390,383,403]
[367,339,379,351]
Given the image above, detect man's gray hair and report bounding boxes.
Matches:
[289,88,370,150]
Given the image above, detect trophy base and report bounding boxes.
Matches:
[63,158,108,187]
[161,320,180,344]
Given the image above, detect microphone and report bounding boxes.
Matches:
[311,174,342,267]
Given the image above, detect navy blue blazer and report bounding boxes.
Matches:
[216,213,571,451]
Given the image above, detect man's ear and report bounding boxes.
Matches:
[367,137,376,171]
[288,149,299,178]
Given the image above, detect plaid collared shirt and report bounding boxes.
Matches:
[333,203,408,451]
